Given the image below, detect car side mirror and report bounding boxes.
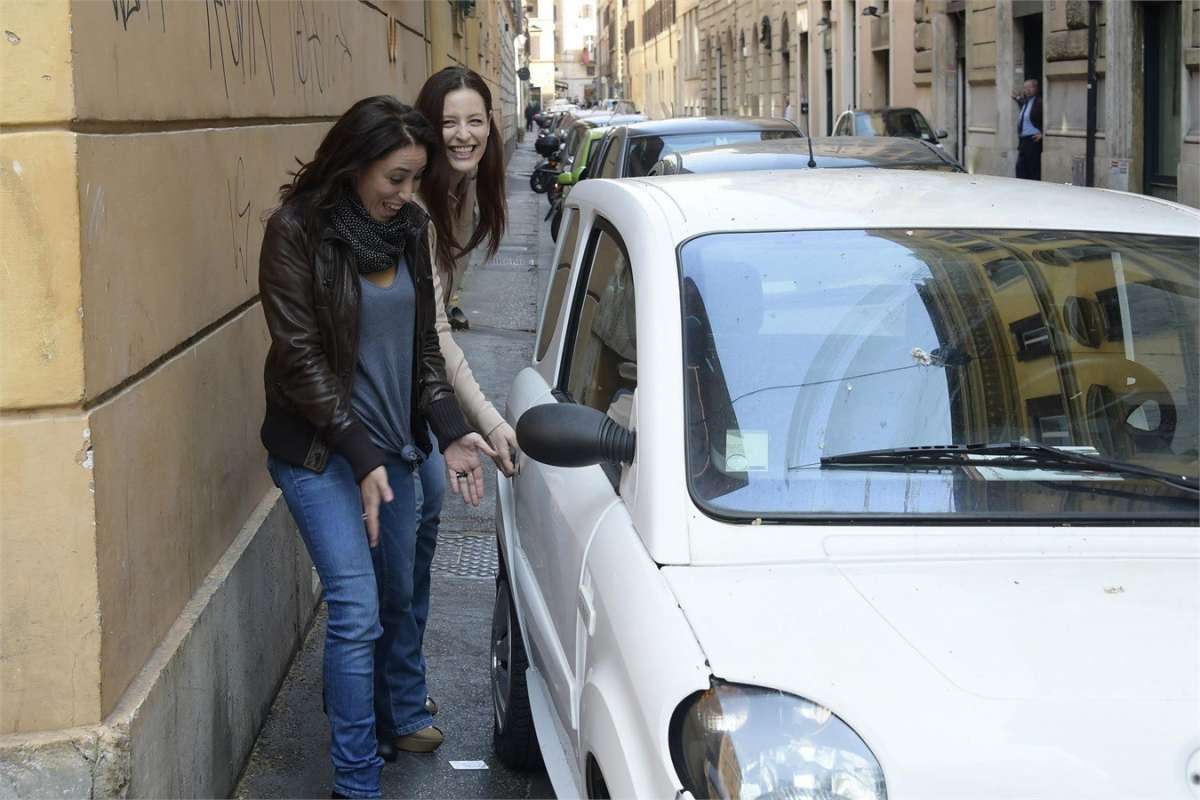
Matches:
[936,129,949,139]
[516,403,635,467]
[557,172,577,186]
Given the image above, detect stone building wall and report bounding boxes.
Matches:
[0,1,516,796]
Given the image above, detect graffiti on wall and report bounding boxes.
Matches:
[109,0,359,101]
[206,0,277,98]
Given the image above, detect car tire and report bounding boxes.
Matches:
[491,560,543,770]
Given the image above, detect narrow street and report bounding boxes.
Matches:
[234,138,557,800]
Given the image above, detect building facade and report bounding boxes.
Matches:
[0,2,520,797]
[528,0,558,105]
[556,0,600,103]
[619,0,1198,207]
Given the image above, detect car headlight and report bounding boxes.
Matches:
[670,682,887,800]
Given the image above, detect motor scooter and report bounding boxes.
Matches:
[530,134,563,194]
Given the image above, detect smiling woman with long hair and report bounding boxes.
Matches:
[259,95,495,799]
[398,69,518,736]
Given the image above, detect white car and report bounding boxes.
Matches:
[490,169,1200,800]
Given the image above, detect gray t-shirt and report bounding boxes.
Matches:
[351,260,416,458]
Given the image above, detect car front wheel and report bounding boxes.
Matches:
[491,562,542,769]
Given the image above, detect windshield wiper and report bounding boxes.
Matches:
[819,442,1198,493]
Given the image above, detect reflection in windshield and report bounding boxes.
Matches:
[679,229,1200,519]
[625,130,799,176]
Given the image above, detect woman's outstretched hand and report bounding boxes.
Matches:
[445,433,498,507]
[486,422,520,477]
[359,465,394,548]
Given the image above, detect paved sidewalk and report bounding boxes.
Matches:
[234,138,556,800]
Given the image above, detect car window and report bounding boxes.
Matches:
[834,115,851,136]
[563,222,637,431]
[586,140,608,178]
[535,209,582,362]
[598,133,623,178]
[680,229,1199,520]
[624,131,800,177]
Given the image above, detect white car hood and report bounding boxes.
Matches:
[661,544,1200,799]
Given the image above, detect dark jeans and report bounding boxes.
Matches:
[269,453,431,799]
[413,435,446,672]
[1017,135,1042,180]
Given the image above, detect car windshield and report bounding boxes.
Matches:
[856,110,937,142]
[679,229,1200,520]
[625,130,798,176]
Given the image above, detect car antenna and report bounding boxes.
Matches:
[806,134,817,168]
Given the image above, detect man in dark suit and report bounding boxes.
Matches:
[1012,78,1043,180]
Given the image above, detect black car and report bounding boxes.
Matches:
[647,136,965,176]
[586,116,802,179]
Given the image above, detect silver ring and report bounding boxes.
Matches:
[456,472,468,481]
[361,513,368,520]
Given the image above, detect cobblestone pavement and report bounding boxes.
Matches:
[234,137,557,800]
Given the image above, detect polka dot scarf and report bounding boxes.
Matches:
[330,193,428,275]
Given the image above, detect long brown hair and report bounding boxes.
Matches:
[279,95,437,234]
[415,67,507,277]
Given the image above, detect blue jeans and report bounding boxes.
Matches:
[269,453,432,799]
[414,437,446,672]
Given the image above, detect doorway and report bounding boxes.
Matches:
[1143,1,1181,200]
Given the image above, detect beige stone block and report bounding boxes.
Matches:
[76,123,326,400]
[1046,28,1091,62]
[0,413,101,734]
[379,0,426,36]
[90,307,273,715]
[0,0,74,124]
[914,20,932,51]
[914,0,927,23]
[971,41,997,71]
[969,7,997,45]
[1065,0,1089,30]
[70,0,419,121]
[915,49,933,73]
[0,132,85,409]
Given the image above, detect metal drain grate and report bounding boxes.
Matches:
[431,533,498,579]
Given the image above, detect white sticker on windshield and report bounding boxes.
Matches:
[726,430,769,472]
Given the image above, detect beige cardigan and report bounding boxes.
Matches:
[420,176,506,439]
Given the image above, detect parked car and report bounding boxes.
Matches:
[492,168,1200,799]
[587,116,802,179]
[648,136,965,175]
[548,124,617,240]
[833,107,948,148]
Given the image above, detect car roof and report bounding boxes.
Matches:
[662,136,960,172]
[573,169,1200,238]
[615,116,800,137]
[849,107,922,114]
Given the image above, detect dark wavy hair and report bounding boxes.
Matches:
[415,67,507,278]
[280,95,438,232]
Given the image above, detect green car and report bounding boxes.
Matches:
[550,124,609,241]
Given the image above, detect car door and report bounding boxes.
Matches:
[508,216,636,750]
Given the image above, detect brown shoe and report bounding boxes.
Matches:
[395,725,444,753]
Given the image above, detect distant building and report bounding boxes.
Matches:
[618,0,1198,207]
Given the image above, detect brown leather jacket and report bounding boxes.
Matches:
[259,203,473,483]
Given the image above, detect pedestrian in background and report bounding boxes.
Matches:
[1012,77,1043,180]
[411,65,520,743]
[524,101,535,131]
[783,95,795,124]
[259,95,496,799]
